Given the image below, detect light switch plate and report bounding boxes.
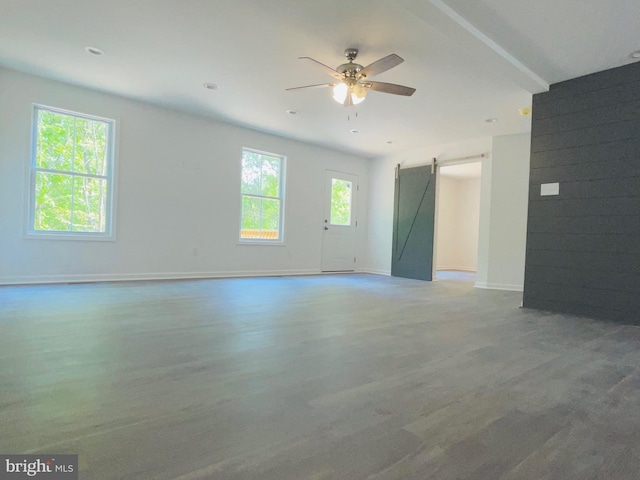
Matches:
[541,183,560,196]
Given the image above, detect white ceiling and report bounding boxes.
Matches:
[0,0,638,158]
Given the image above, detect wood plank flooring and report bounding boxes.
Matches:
[1,274,639,479]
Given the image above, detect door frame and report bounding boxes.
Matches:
[321,169,358,272]
[433,158,484,281]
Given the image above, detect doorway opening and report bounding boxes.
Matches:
[434,161,482,282]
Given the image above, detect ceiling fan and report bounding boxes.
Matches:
[286,48,416,106]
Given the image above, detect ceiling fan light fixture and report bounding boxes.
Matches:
[351,93,366,105]
[332,83,349,104]
[351,83,367,104]
[332,82,367,106]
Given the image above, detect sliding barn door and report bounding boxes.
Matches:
[391,164,436,281]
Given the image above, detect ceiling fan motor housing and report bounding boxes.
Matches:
[337,63,363,78]
[336,48,362,79]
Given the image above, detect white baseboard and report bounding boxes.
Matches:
[0,269,326,286]
[475,281,523,292]
[359,268,391,276]
[1,272,522,291]
[436,266,477,272]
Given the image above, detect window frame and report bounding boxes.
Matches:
[238,147,286,245]
[27,104,117,241]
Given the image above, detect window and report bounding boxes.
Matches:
[29,105,115,238]
[240,148,285,242]
[329,178,352,226]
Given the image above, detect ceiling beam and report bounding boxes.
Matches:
[399,0,550,94]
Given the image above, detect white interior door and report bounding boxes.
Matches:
[322,170,358,272]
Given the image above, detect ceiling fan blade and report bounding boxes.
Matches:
[298,57,343,80]
[359,54,404,79]
[286,83,334,91]
[366,81,416,96]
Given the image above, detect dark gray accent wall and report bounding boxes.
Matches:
[523,61,640,323]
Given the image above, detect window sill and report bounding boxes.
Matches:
[237,241,286,246]
[25,232,116,242]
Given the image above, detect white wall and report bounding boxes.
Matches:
[476,154,493,286]
[458,178,481,271]
[475,133,531,291]
[364,137,492,275]
[435,176,458,270]
[0,67,370,284]
[435,176,480,272]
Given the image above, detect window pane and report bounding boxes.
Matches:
[240,195,261,238]
[34,172,73,231]
[36,110,74,172]
[74,117,108,176]
[260,198,280,240]
[241,151,262,195]
[71,176,108,232]
[260,156,280,197]
[240,196,281,240]
[330,179,352,226]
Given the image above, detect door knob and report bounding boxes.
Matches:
[324,226,329,230]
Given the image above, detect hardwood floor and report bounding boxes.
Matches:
[1,274,639,479]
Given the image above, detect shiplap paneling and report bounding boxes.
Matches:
[523,61,640,323]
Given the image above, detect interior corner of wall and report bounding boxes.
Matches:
[475,153,492,285]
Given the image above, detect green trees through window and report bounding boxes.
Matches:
[240,149,285,241]
[31,106,114,235]
[330,179,352,226]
